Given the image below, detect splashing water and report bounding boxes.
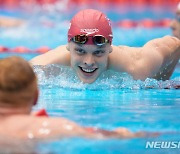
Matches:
[33,64,180,90]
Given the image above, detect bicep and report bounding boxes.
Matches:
[109,45,163,80]
[132,47,163,79]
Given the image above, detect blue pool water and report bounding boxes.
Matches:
[0,5,180,154]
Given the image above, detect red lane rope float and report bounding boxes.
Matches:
[68,0,179,6]
[140,19,156,28]
[116,20,137,28]
[0,0,178,8]
[0,19,172,53]
[0,46,9,52]
[36,46,51,53]
[12,46,32,53]
[157,18,171,27]
[0,46,51,53]
[115,18,171,28]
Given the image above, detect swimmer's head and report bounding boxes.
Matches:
[68,9,113,46]
[67,9,113,83]
[0,56,38,112]
[170,2,180,39]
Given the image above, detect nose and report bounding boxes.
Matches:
[83,54,95,67]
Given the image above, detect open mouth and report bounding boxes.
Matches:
[79,66,97,73]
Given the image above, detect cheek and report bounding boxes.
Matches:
[174,24,180,36]
[97,56,108,68]
[71,58,77,67]
[70,54,81,67]
[175,22,180,29]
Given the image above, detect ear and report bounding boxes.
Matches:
[33,89,39,106]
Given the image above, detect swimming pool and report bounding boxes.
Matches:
[0,3,180,154]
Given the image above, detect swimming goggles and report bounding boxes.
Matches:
[71,34,110,46]
[175,14,180,22]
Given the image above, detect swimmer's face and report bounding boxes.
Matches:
[170,11,180,39]
[68,42,112,83]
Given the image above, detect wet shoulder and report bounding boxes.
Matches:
[49,45,71,66]
[30,45,70,66]
[108,45,129,70]
[108,45,142,72]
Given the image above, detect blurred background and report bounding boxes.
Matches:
[0,0,179,52]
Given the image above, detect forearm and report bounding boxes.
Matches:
[30,116,158,140]
[84,127,161,139]
[84,127,144,139]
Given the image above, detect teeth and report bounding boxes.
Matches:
[81,68,96,73]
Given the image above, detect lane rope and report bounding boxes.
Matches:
[0,18,171,53]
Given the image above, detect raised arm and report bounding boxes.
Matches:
[109,36,180,80]
[30,45,70,66]
[146,36,180,80]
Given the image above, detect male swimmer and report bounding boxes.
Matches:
[30,9,180,83]
[0,56,157,140]
[153,2,180,80]
[170,2,180,39]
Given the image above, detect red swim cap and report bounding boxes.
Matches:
[68,9,113,44]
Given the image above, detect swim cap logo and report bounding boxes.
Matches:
[80,29,99,35]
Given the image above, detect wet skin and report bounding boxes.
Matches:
[68,42,112,83]
[170,11,180,39]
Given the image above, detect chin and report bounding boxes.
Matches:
[78,76,97,84]
[77,71,98,84]
[81,78,96,84]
